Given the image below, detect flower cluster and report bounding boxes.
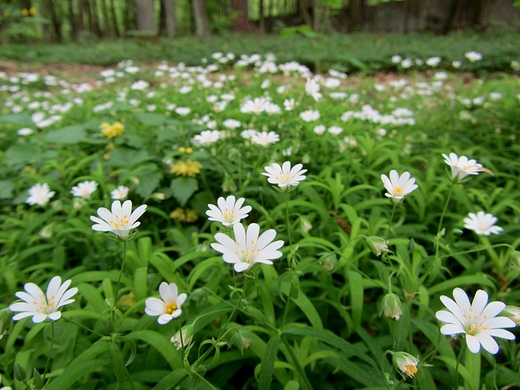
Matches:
[100,121,124,138]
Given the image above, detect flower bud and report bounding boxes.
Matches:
[171,325,194,350]
[381,293,403,320]
[366,236,389,257]
[503,306,520,326]
[392,351,419,378]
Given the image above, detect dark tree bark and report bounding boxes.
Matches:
[258,0,265,36]
[231,0,253,33]
[441,0,463,35]
[48,0,63,42]
[160,0,177,37]
[109,0,120,37]
[90,0,102,36]
[192,0,211,37]
[100,0,112,37]
[68,0,79,40]
[133,0,158,34]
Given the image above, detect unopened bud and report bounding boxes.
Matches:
[366,236,389,257]
[381,293,403,320]
[392,351,419,379]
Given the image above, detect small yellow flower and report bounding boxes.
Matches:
[178,147,193,155]
[171,160,202,177]
[4,11,10,17]
[100,121,124,138]
[30,7,37,15]
[22,8,29,16]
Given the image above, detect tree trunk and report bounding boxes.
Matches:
[161,0,177,37]
[100,0,112,38]
[192,0,211,37]
[231,0,253,33]
[68,0,78,40]
[110,0,120,37]
[258,0,265,36]
[90,0,102,37]
[441,0,463,35]
[133,0,158,35]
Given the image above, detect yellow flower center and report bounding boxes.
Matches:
[166,303,177,315]
[393,187,402,194]
[109,214,129,229]
[221,207,235,222]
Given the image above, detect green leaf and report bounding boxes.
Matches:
[428,274,495,295]
[171,177,198,206]
[109,147,150,167]
[136,168,163,198]
[43,125,86,144]
[280,280,323,329]
[152,369,189,390]
[134,112,168,126]
[5,143,42,166]
[157,127,184,143]
[126,330,181,369]
[0,114,33,126]
[259,334,280,390]
[348,271,363,330]
[0,179,15,199]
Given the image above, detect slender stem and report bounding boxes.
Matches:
[111,240,127,328]
[385,202,398,239]
[455,343,465,389]
[281,335,313,390]
[42,322,55,384]
[435,184,454,258]
[63,317,104,337]
[285,192,294,268]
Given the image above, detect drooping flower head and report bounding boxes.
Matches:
[435,288,516,354]
[211,223,284,272]
[90,200,147,239]
[463,211,503,236]
[145,282,187,324]
[26,183,55,206]
[262,161,307,191]
[442,153,489,183]
[392,352,420,379]
[381,170,418,203]
[206,195,252,226]
[70,180,98,199]
[9,276,78,323]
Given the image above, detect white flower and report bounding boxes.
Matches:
[206,195,252,226]
[328,125,343,135]
[313,125,326,135]
[145,282,187,324]
[426,56,441,67]
[175,107,191,116]
[305,78,322,101]
[435,288,515,354]
[401,59,413,68]
[465,51,483,62]
[391,55,402,64]
[17,127,33,136]
[392,352,419,378]
[111,185,129,200]
[26,183,55,206]
[262,161,307,190]
[300,109,320,122]
[464,211,503,236]
[283,98,296,111]
[442,152,486,182]
[192,130,220,146]
[9,276,78,323]
[70,180,98,199]
[381,170,418,203]
[251,131,280,146]
[211,223,283,272]
[223,119,241,129]
[90,200,147,238]
[452,60,462,68]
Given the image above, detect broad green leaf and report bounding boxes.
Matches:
[259,333,280,390]
[0,114,33,126]
[171,177,198,206]
[152,369,189,390]
[43,125,86,144]
[134,112,168,126]
[0,179,15,199]
[126,330,181,369]
[136,167,162,198]
[348,271,363,330]
[5,143,42,166]
[109,147,150,167]
[280,281,323,329]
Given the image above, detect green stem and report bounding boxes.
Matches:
[42,322,55,384]
[455,343,465,389]
[435,184,454,258]
[111,240,127,327]
[63,317,104,337]
[281,335,313,390]
[285,192,295,268]
[385,202,398,239]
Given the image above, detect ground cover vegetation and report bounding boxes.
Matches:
[0,41,520,389]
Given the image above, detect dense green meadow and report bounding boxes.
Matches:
[1,32,520,389]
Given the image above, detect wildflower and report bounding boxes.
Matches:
[111,185,129,200]
[9,276,78,323]
[192,130,220,146]
[366,236,389,257]
[262,161,307,190]
[17,128,33,136]
[300,109,320,122]
[381,293,403,320]
[70,180,98,199]
[305,77,322,101]
[145,282,187,324]
[392,352,420,378]
[26,183,55,206]
[211,223,284,272]
[90,200,147,239]
[442,153,488,183]
[100,121,124,138]
[435,288,516,354]
[171,325,194,349]
[391,55,402,64]
[452,60,462,68]
[463,211,503,236]
[313,125,326,135]
[251,131,280,146]
[465,51,483,62]
[381,170,418,203]
[206,195,252,226]
[171,160,202,177]
[328,126,343,135]
[426,57,441,67]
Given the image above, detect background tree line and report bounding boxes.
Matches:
[1,0,518,43]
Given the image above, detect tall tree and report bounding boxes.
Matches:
[133,0,157,34]
[231,0,253,33]
[192,0,211,37]
[161,0,177,37]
